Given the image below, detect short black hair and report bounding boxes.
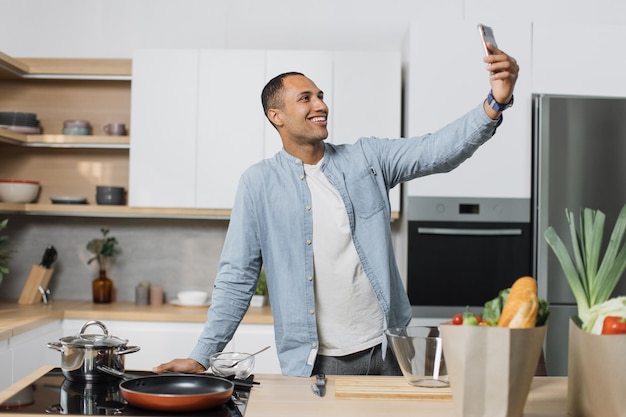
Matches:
[261,71,304,122]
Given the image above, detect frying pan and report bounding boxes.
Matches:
[98,366,234,412]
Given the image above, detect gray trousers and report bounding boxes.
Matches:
[312,343,402,376]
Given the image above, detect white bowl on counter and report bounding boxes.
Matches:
[176,290,209,306]
[0,179,40,203]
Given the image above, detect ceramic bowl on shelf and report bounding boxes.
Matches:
[0,179,40,203]
[176,290,209,306]
[95,186,125,205]
[62,120,92,135]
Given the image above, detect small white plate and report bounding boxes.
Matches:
[170,299,210,307]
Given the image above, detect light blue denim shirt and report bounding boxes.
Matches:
[189,103,502,376]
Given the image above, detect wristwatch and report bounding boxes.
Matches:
[487,90,514,112]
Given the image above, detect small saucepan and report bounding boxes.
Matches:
[47,320,140,383]
[97,366,234,412]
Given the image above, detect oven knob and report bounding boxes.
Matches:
[436,203,445,214]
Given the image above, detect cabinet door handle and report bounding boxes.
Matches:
[417,227,523,236]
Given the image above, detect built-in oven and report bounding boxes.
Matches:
[407,197,532,319]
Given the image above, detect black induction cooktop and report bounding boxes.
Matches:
[0,368,250,416]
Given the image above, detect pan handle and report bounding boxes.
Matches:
[97,365,134,380]
[116,345,141,355]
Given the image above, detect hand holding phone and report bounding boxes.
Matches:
[477,24,497,56]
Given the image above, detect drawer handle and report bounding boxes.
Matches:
[417,227,523,236]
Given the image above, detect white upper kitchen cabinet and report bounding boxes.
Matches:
[131,49,403,211]
[129,49,199,208]
[131,49,267,210]
[263,51,333,159]
[532,22,626,97]
[196,50,267,209]
[405,20,532,199]
[332,51,402,212]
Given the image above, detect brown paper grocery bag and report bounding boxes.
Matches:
[440,324,546,417]
[568,317,626,417]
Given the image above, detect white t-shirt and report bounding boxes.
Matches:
[304,159,384,356]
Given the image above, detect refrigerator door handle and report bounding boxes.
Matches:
[417,227,523,236]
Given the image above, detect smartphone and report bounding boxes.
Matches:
[477,24,497,56]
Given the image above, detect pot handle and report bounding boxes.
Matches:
[47,341,65,352]
[80,320,109,337]
[116,345,141,355]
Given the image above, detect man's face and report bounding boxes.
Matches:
[270,75,329,145]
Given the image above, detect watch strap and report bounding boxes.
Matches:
[487,90,514,112]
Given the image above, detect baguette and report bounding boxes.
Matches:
[498,276,539,328]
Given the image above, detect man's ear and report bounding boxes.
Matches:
[267,109,283,127]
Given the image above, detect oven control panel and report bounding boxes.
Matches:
[408,196,530,223]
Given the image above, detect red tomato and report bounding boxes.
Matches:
[452,313,463,325]
[601,315,626,335]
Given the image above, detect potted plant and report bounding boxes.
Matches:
[0,219,12,287]
[250,268,268,307]
[87,227,121,304]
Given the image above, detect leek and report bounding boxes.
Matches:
[544,204,626,325]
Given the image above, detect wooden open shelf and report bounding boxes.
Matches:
[0,129,129,148]
[0,202,231,219]
[0,51,131,80]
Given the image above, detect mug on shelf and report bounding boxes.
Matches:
[103,123,127,136]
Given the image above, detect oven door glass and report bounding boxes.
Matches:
[407,221,532,307]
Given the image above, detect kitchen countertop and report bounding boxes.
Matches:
[0,366,570,417]
[0,300,273,341]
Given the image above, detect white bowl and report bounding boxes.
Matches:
[177,290,208,305]
[0,180,40,203]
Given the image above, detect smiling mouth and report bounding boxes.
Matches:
[309,116,327,124]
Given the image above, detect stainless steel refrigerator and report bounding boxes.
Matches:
[533,94,626,376]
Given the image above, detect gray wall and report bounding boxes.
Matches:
[0,215,229,302]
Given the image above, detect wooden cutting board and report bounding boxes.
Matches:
[334,376,452,400]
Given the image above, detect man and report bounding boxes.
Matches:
[154,42,518,377]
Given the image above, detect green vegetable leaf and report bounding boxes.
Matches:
[544,204,626,324]
[482,288,509,325]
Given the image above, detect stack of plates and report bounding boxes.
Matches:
[0,112,42,134]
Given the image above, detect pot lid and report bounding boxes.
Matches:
[59,320,128,348]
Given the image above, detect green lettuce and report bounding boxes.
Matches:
[482,287,550,327]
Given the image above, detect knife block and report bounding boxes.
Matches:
[18,264,54,305]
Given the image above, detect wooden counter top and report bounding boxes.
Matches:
[0,300,273,340]
[0,366,569,417]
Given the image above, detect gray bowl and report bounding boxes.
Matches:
[96,186,125,205]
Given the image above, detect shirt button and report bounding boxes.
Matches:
[309,309,315,315]
[307,275,313,281]
[300,174,305,180]
[312,342,317,348]
[306,239,312,245]
[305,205,311,210]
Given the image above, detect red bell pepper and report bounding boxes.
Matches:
[601,315,626,335]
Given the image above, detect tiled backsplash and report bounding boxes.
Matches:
[0,214,228,302]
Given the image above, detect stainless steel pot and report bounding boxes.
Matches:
[47,320,140,382]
